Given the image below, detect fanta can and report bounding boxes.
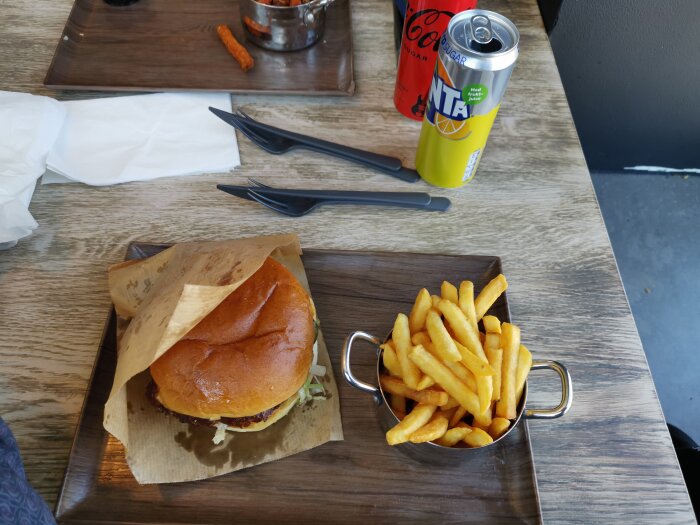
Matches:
[415,10,519,187]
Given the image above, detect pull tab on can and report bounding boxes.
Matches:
[463,12,504,53]
[469,14,493,45]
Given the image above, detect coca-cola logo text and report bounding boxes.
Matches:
[404,9,455,52]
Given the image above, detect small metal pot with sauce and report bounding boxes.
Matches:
[341,330,572,464]
[240,0,335,52]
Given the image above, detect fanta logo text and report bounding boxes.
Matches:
[428,73,471,121]
[441,35,467,66]
[405,9,455,52]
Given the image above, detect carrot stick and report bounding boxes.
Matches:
[243,15,271,36]
[216,24,254,72]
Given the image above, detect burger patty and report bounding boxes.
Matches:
[146,381,280,428]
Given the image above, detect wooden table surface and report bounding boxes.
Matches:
[0,0,695,523]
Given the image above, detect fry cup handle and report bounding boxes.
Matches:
[524,360,573,419]
[341,331,382,403]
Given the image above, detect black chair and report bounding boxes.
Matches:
[668,424,700,518]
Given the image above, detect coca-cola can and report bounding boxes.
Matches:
[394,0,478,121]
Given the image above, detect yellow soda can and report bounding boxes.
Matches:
[416,10,519,188]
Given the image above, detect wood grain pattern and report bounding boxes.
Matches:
[44,0,355,95]
[0,0,695,523]
[55,246,542,524]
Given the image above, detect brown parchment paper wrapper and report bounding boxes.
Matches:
[103,234,343,484]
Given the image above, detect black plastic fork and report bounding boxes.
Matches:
[216,179,451,217]
[209,107,421,183]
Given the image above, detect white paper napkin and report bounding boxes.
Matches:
[45,92,240,186]
[0,91,66,248]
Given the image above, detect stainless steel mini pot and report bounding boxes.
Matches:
[239,0,334,52]
[342,331,572,464]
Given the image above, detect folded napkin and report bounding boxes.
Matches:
[0,91,66,248]
[45,92,240,186]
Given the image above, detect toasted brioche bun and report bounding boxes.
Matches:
[150,257,315,420]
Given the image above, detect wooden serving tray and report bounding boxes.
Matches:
[55,245,542,524]
[44,0,355,95]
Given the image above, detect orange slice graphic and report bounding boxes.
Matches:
[435,113,472,140]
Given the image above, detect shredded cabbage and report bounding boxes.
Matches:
[298,340,327,406]
[312,337,319,367]
[310,364,326,377]
[212,423,228,445]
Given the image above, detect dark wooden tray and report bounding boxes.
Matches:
[44,0,355,95]
[55,245,542,524]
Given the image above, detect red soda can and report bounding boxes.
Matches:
[394,0,478,121]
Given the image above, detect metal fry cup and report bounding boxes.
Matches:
[341,330,572,464]
[240,0,334,52]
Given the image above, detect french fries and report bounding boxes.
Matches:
[416,374,436,391]
[474,274,508,321]
[483,332,503,402]
[475,376,493,414]
[483,332,501,352]
[409,288,432,333]
[409,345,482,416]
[437,299,487,360]
[425,310,461,362]
[485,347,503,401]
[411,331,431,347]
[515,344,532,404]
[438,406,458,421]
[472,407,492,430]
[458,280,478,333]
[447,363,477,394]
[381,341,402,378]
[488,417,511,439]
[409,415,449,443]
[434,426,471,447]
[428,351,478,392]
[441,281,459,304]
[482,315,501,334]
[453,340,494,377]
[386,403,436,445]
[380,375,449,406]
[449,405,467,427]
[495,322,520,419]
[441,396,461,410]
[430,298,495,417]
[382,274,534,449]
[393,313,421,390]
[463,427,494,447]
[390,394,406,419]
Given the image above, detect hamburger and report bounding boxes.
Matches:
[148,257,324,443]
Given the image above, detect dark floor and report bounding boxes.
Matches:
[590,171,700,444]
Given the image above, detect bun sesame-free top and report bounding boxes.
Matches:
[150,257,315,422]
